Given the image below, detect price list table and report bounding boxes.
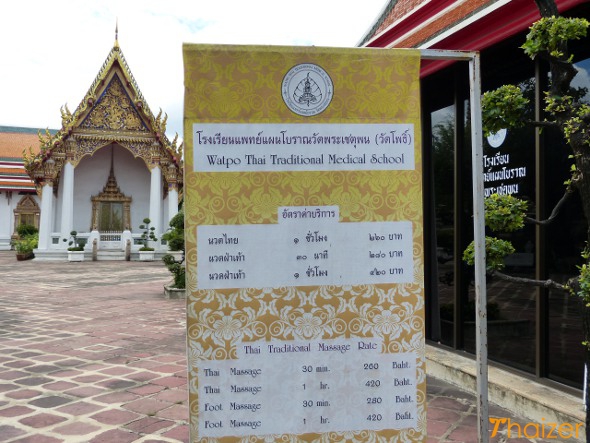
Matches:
[197,208,414,290]
[197,338,417,438]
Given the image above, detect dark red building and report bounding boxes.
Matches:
[361,0,590,391]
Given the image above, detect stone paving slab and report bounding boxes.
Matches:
[0,251,576,442]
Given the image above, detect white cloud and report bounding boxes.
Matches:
[0,0,385,141]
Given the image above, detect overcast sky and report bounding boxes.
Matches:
[0,0,387,142]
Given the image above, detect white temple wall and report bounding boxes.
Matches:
[73,145,151,235]
[0,191,42,250]
[0,192,13,250]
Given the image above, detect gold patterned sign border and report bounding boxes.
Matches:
[184,45,425,442]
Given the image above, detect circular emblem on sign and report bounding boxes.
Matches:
[487,128,507,148]
[282,63,333,117]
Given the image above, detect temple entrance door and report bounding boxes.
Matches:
[99,202,124,231]
[98,202,124,249]
[91,147,132,251]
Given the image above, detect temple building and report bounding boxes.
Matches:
[360,0,590,392]
[0,127,44,250]
[15,35,183,260]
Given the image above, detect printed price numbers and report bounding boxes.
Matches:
[197,339,419,438]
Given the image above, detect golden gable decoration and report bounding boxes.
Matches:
[80,75,147,132]
[23,36,183,195]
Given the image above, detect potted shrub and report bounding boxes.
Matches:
[162,210,185,298]
[162,209,184,261]
[138,218,157,261]
[14,232,38,261]
[64,230,86,261]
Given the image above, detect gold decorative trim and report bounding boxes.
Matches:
[80,75,148,133]
[13,195,40,234]
[91,160,132,231]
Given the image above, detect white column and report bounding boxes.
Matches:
[59,161,75,247]
[38,182,54,250]
[149,165,162,248]
[168,185,179,223]
[0,192,12,250]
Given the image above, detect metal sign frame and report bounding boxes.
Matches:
[420,49,488,443]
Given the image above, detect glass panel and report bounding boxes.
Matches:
[99,202,124,231]
[544,58,589,388]
[99,203,110,231]
[463,80,537,373]
[548,289,584,387]
[432,105,455,347]
[111,203,123,231]
[20,214,35,226]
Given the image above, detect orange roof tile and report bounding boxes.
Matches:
[0,127,47,191]
[0,129,41,160]
[0,182,36,191]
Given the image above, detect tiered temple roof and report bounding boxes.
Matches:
[0,127,52,192]
[23,34,182,194]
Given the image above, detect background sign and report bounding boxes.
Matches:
[184,44,425,442]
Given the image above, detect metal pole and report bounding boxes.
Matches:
[468,53,489,443]
[421,49,488,441]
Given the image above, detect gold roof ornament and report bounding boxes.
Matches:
[114,19,119,49]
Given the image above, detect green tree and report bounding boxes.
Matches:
[162,209,185,289]
[139,218,158,251]
[462,1,590,437]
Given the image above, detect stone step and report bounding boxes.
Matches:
[33,249,179,261]
[426,344,584,442]
[96,250,126,260]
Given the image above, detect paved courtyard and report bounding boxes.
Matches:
[0,251,571,442]
[0,252,187,442]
